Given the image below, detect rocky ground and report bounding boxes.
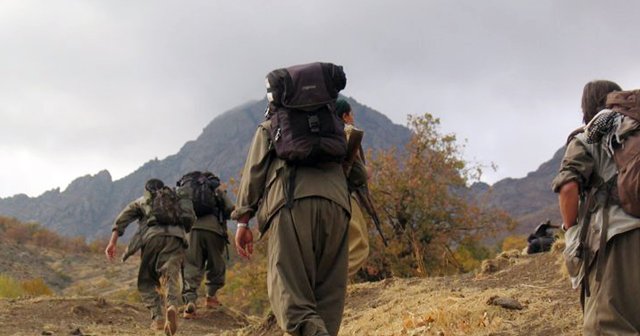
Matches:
[0,242,582,336]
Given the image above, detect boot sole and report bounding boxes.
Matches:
[164,307,177,336]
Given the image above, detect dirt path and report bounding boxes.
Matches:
[0,296,248,336]
[1,247,583,336]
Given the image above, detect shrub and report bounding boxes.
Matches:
[21,278,53,296]
[366,113,516,277]
[218,241,269,316]
[501,235,528,252]
[0,274,25,298]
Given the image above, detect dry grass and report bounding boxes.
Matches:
[339,250,581,336]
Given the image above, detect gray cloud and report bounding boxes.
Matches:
[1,0,640,197]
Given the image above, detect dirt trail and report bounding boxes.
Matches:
[0,296,248,336]
[1,246,583,336]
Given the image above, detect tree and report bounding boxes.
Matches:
[365,113,515,277]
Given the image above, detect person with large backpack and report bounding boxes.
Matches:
[105,178,195,335]
[233,62,351,336]
[178,171,234,319]
[335,99,378,276]
[553,81,640,334]
[525,219,558,254]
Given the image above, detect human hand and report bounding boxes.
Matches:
[105,242,117,262]
[235,226,254,259]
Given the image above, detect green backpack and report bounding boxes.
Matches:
[147,185,195,232]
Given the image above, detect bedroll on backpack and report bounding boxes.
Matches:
[177,171,221,217]
[149,186,187,227]
[265,62,347,165]
[606,89,640,217]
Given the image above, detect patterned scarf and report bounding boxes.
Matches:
[585,109,617,144]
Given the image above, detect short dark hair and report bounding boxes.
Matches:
[145,178,164,192]
[335,99,351,119]
[581,80,622,124]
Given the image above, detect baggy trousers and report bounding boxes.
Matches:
[268,197,349,336]
[138,235,185,320]
[183,229,227,303]
[583,228,640,335]
[347,194,370,277]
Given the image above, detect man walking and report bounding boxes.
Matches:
[105,178,194,335]
[233,62,351,336]
[335,99,373,276]
[554,81,640,334]
[180,171,235,318]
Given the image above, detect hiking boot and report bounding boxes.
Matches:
[182,301,197,319]
[150,319,165,331]
[205,296,220,309]
[164,305,178,336]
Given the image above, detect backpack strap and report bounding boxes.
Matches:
[577,186,596,299]
[283,165,297,209]
[576,173,607,298]
[566,126,585,146]
[595,178,616,283]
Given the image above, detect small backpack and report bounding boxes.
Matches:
[606,89,640,217]
[264,62,347,165]
[177,171,221,217]
[148,186,185,226]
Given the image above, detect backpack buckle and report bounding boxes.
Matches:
[275,128,282,142]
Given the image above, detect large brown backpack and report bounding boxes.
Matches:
[607,89,640,217]
[264,62,347,165]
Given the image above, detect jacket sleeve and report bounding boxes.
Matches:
[231,124,273,220]
[112,198,144,236]
[551,138,594,193]
[216,189,236,218]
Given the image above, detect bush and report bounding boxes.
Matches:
[0,274,25,298]
[366,113,516,277]
[21,278,53,296]
[218,240,269,316]
[0,275,54,298]
[0,216,94,253]
[501,235,528,252]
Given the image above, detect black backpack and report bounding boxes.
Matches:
[177,171,221,217]
[265,62,347,165]
[148,186,186,226]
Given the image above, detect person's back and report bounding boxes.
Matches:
[554,81,640,335]
[105,178,194,335]
[233,62,350,336]
[526,220,556,254]
[181,171,235,318]
[335,99,372,276]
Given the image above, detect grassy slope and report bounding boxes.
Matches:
[0,243,582,336]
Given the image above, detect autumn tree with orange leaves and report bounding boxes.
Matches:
[363,113,515,278]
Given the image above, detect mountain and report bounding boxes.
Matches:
[0,97,412,239]
[472,147,565,236]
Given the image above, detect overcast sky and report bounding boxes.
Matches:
[1,0,639,198]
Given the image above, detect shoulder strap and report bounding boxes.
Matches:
[566,126,585,146]
[576,187,595,297]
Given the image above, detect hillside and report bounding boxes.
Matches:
[0,97,411,240]
[472,147,564,236]
[0,246,582,335]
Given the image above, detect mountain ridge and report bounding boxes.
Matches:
[0,97,412,239]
